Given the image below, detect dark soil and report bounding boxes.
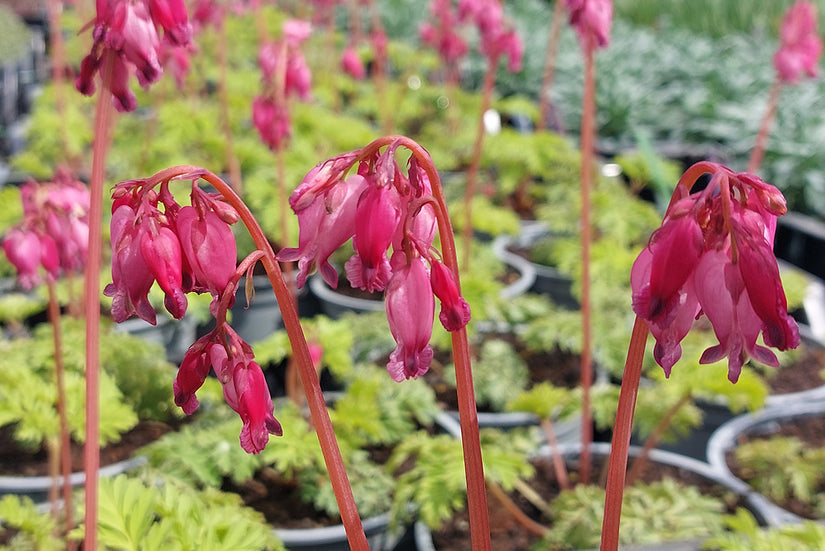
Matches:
[431,453,744,551]
[0,420,175,477]
[764,339,825,396]
[726,414,825,519]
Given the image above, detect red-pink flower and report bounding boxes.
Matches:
[175,205,237,301]
[565,0,612,49]
[385,255,435,381]
[140,224,187,320]
[76,0,191,112]
[252,95,291,151]
[341,47,366,80]
[107,204,157,323]
[345,183,400,292]
[774,0,822,84]
[631,164,799,382]
[430,261,471,331]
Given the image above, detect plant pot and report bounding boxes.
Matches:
[494,222,577,309]
[415,442,762,551]
[490,234,537,300]
[309,273,386,318]
[273,512,408,551]
[764,323,825,407]
[229,275,285,343]
[114,313,197,364]
[706,401,825,526]
[0,456,146,504]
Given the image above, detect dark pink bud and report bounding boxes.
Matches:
[140,225,187,319]
[149,0,192,46]
[175,206,237,297]
[3,228,42,289]
[430,261,471,331]
[173,338,213,414]
[230,361,283,454]
[341,47,366,80]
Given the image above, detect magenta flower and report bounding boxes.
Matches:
[107,204,158,323]
[283,140,471,380]
[631,164,799,382]
[76,0,191,112]
[774,1,823,84]
[252,95,291,151]
[341,47,366,80]
[421,0,468,67]
[3,173,90,290]
[140,224,187,320]
[565,0,613,49]
[175,205,237,301]
[386,255,435,382]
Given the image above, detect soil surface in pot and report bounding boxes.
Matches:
[225,444,394,529]
[726,414,825,519]
[425,334,581,413]
[0,420,176,477]
[432,453,744,551]
[762,339,825,395]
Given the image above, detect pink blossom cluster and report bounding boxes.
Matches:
[2,169,90,289]
[278,141,471,381]
[253,20,313,151]
[76,0,192,112]
[631,164,800,383]
[458,0,523,72]
[565,0,612,49]
[420,0,469,69]
[773,0,823,84]
[106,174,281,453]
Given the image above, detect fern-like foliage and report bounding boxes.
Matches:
[506,381,581,423]
[444,338,528,412]
[539,479,726,550]
[73,474,285,551]
[703,508,825,551]
[388,429,534,530]
[0,495,63,551]
[734,436,825,516]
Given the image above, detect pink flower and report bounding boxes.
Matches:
[140,224,187,320]
[385,255,435,381]
[774,1,822,84]
[278,174,367,288]
[173,336,215,415]
[565,0,612,49]
[341,47,366,79]
[345,183,400,292]
[106,204,157,323]
[631,164,799,382]
[252,95,291,151]
[175,205,237,301]
[76,0,191,112]
[430,261,471,331]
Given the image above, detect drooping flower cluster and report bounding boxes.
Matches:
[106,173,281,453]
[76,0,192,112]
[631,163,800,383]
[773,0,822,84]
[420,0,469,75]
[278,141,471,381]
[459,0,523,72]
[253,20,313,151]
[565,0,613,49]
[2,169,90,289]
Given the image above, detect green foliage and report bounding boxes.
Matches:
[703,508,825,551]
[0,495,63,551]
[0,291,46,326]
[448,194,521,237]
[254,315,356,382]
[507,382,581,423]
[444,338,528,412]
[330,368,439,449]
[539,479,726,550]
[0,5,31,62]
[614,138,683,207]
[0,319,139,449]
[389,429,533,530]
[734,436,825,516]
[77,474,284,551]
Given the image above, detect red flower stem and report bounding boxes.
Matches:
[83,55,115,551]
[599,316,648,551]
[360,135,492,551]
[461,57,497,270]
[46,0,73,167]
[47,279,73,534]
[748,78,782,174]
[151,166,369,551]
[578,41,595,486]
[537,0,565,131]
